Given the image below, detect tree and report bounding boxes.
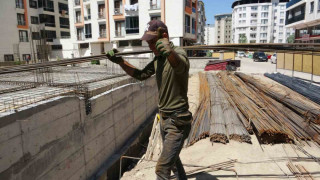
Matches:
[239,34,247,43]
[287,34,295,43]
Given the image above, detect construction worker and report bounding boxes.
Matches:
[106,20,192,180]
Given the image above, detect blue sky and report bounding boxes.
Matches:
[202,0,234,25]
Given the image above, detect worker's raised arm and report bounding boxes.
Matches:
[106,49,155,81]
[156,39,189,74]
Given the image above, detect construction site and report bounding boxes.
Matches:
[0,43,320,180]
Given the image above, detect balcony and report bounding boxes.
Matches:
[114,8,123,15]
[75,0,80,6]
[192,7,196,13]
[286,14,305,25]
[77,35,84,40]
[60,24,70,29]
[75,17,82,23]
[84,15,91,20]
[115,30,124,37]
[98,12,105,19]
[16,1,24,9]
[85,34,92,39]
[99,30,106,38]
[185,25,190,33]
[19,36,28,42]
[126,28,139,34]
[44,22,56,27]
[150,1,160,9]
[18,20,26,26]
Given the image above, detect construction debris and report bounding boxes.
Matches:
[287,162,314,180]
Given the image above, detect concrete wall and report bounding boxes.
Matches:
[0,77,158,180]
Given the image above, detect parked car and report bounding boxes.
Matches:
[271,53,277,64]
[238,52,246,58]
[253,52,268,62]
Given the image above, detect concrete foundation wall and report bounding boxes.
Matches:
[0,77,158,180]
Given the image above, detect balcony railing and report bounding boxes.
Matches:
[75,17,82,23]
[115,30,124,37]
[16,2,24,8]
[44,22,56,27]
[114,8,123,15]
[126,28,139,34]
[98,12,105,19]
[150,1,160,9]
[18,20,26,26]
[99,30,106,38]
[286,0,302,8]
[185,25,190,33]
[85,34,92,38]
[19,36,28,42]
[77,35,84,40]
[84,15,91,20]
[286,14,305,25]
[43,6,54,12]
[60,24,70,28]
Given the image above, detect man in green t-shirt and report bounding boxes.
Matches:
[107,20,192,180]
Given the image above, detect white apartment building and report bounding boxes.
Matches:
[196,0,206,45]
[0,0,70,62]
[214,13,232,44]
[232,0,294,44]
[286,0,320,43]
[66,0,201,58]
[205,24,215,45]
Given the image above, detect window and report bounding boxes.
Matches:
[261,19,268,24]
[130,0,138,4]
[280,12,284,17]
[39,0,54,12]
[131,40,142,46]
[4,55,14,61]
[279,26,284,31]
[151,16,161,21]
[75,11,81,23]
[185,15,190,33]
[16,0,24,8]
[310,1,314,13]
[19,30,28,42]
[260,33,267,38]
[59,17,69,28]
[261,12,268,18]
[192,18,196,34]
[280,5,285,10]
[58,3,68,15]
[85,24,92,38]
[31,16,39,24]
[280,19,284,24]
[29,0,37,8]
[251,6,257,11]
[41,30,56,41]
[80,43,89,49]
[39,14,55,27]
[126,17,139,34]
[262,5,268,11]
[60,31,70,38]
[32,32,40,40]
[312,25,320,35]
[279,39,283,43]
[243,7,246,11]
[17,13,25,25]
[243,13,246,18]
[51,45,62,50]
[119,40,129,47]
[318,0,320,12]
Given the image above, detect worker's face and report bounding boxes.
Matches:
[146,37,160,56]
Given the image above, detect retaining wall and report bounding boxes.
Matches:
[0,76,158,180]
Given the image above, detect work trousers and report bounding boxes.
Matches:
[155,112,191,180]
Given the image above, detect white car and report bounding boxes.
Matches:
[238,52,246,58]
[271,53,277,64]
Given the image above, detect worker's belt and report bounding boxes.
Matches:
[159,109,192,126]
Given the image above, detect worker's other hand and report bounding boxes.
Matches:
[156,38,172,57]
[106,49,124,64]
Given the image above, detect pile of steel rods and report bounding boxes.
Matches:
[265,73,320,105]
[287,162,314,180]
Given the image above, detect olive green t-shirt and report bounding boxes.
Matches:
[133,45,189,113]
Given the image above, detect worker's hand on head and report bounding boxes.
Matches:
[106,49,124,64]
[156,38,172,57]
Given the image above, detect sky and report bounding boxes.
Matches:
[202,0,235,25]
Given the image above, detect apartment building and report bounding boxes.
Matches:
[196,0,206,45]
[232,0,294,44]
[66,0,200,58]
[205,24,215,45]
[214,13,232,44]
[286,0,320,43]
[0,0,70,62]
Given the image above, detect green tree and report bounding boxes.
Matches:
[287,34,295,43]
[206,51,212,57]
[239,34,247,43]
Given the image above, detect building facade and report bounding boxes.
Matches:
[214,13,232,44]
[66,0,201,58]
[0,0,70,62]
[232,0,295,44]
[196,0,206,45]
[286,0,320,43]
[205,24,215,45]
